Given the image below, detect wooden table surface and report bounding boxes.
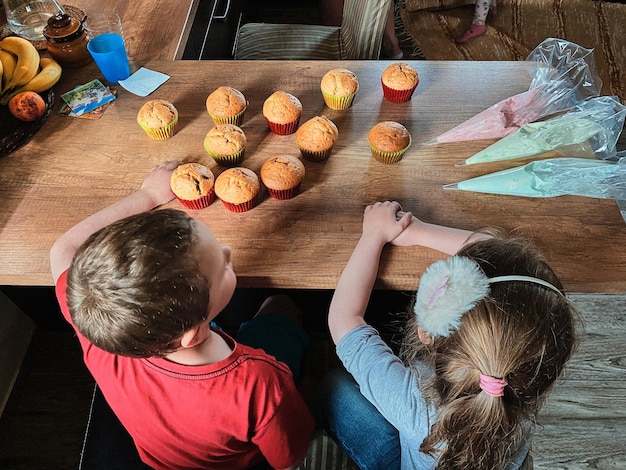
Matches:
[55,0,197,60]
[1,59,624,292]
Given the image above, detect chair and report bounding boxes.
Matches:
[234,0,392,60]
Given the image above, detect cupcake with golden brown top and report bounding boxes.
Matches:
[295,115,339,162]
[260,155,306,200]
[262,91,303,135]
[215,167,261,212]
[381,63,419,103]
[137,100,179,140]
[206,86,248,126]
[170,163,215,210]
[320,68,359,110]
[368,121,412,164]
[203,123,247,167]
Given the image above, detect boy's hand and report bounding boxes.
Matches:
[362,201,412,245]
[140,160,180,207]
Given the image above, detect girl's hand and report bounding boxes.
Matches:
[390,211,424,247]
[362,201,412,244]
[140,160,180,207]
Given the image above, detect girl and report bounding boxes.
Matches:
[318,201,577,470]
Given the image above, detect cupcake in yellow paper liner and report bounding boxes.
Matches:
[206,86,248,126]
[137,100,179,140]
[203,123,247,167]
[368,121,412,164]
[320,68,359,110]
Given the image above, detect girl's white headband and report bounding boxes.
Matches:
[414,256,564,338]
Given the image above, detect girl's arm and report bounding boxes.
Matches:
[329,201,412,345]
[391,211,483,255]
[50,161,179,283]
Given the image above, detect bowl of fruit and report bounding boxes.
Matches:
[0,36,62,157]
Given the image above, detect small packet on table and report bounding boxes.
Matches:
[61,79,116,116]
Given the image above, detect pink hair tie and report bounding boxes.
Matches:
[479,373,507,397]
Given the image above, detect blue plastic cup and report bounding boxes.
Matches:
[87,33,130,83]
[85,13,130,83]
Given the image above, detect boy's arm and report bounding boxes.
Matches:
[329,201,412,345]
[50,161,179,283]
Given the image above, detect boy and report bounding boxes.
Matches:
[50,161,314,470]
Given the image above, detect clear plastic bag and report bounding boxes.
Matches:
[459,95,626,165]
[445,157,626,200]
[428,38,603,144]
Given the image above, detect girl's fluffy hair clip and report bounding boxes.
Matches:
[414,256,565,337]
[413,256,490,337]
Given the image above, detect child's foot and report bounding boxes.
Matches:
[455,24,486,43]
[382,36,404,60]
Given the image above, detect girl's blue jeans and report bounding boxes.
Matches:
[316,367,402,470]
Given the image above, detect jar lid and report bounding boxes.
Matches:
[44,13,83,42]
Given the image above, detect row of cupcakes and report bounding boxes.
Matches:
[170,156,306,213]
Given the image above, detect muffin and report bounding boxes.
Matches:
[136,100,179,140]
[262,91,302,135]
[381,63,419,103]
[203,123,247,167]
[206,86,247,126]
[170,163,215,210]
[368,121,412,164]
[214,167,261,212]
[295,115,339,161]
[320,68,359,110]
[260,155,306,200]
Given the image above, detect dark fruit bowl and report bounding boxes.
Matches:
[0,89,55,158]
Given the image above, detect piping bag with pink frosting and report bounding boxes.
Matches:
[427,38,602,144]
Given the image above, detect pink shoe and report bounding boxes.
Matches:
[455,24,486,43]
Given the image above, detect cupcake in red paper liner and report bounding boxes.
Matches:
[262,91,302,135]
[215,167,260,212]
[368,121,412,164]
[320,68,359,110]
[203,123,247,167]
[170,163,215,210]
[260,155,305,200]
[295,115,339,162]
[381,63,419,103]
[206,86,248,126]
[137,100,179,140]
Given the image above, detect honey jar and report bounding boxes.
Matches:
[44,12,92,67]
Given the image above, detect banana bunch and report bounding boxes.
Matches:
[0,36,62,105]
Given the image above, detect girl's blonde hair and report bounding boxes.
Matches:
[401,233,577,469]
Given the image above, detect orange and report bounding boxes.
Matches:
[8,91,47,122]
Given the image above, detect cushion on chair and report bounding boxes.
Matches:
[404,0,475,12]
[234,23,342,60]
[339,0,391,59]
[400,0,626,102]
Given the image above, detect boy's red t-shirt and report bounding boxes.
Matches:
[56,270,314,470]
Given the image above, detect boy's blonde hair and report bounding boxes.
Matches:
[67,209,211,358]
[402,233,577,469]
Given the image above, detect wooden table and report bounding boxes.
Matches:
[0,0,198,60]
[1,60,624,292]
